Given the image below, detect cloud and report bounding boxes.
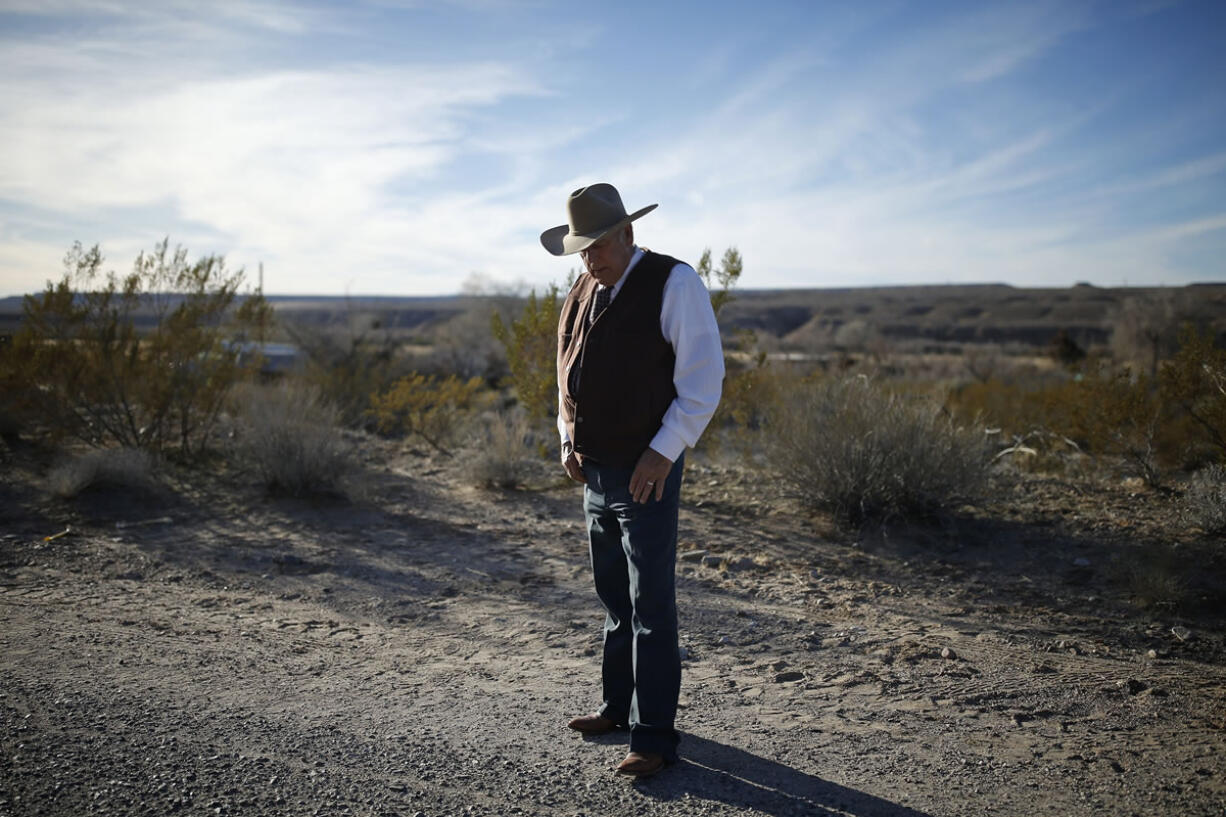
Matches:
[0,2,550,292]
[0,0,1221,294]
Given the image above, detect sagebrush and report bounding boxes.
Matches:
[769,376,991,526]
[465,409,538,489]
[234,382,353,496]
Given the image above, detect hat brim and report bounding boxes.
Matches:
[540,203,658,256]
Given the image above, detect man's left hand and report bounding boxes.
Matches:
[630,448,673,504]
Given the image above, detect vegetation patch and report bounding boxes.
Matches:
[768,375,992,527]
[234,382,354,497]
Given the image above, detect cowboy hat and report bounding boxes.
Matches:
[540,183,658,256]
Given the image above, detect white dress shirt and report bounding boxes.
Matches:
[558,246,725,463]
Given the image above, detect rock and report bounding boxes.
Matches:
[679,549,708,563]
[773,671,804,683]
[701,555,722,569]
[1118,678,1148,695]
[1146,649,1159,659]
[941,647,957,660]
[1072,557,1091,568]
[1171,626,1192,642]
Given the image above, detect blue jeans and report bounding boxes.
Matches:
[583,453,684,762]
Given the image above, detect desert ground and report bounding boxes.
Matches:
[2,432,1224,817]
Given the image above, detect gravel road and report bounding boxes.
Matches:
[2,441,1224,816]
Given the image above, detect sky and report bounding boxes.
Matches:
[0,0,1224,297]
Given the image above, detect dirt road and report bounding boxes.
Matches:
[2,442,1224,816]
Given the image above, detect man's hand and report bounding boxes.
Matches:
[630,448,673,503]
[563,449,586,483]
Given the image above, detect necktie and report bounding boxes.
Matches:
[590,286,612,325]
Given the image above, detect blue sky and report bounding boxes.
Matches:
[0,0,1223,296]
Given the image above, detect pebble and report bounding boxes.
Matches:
[679,550,708,563]
[1171,626,1192,642]
[941,647,957,660]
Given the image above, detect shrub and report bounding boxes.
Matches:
[767,375,991,526]
[1159,323,1226,459]
[703,338,797,456]
[695,246,743,317]
[465,409,538,489]
[48,447,157,498]
[1064,369,1164,486]
[491,285,562,426]
[1182,464,1226,535]
[13,239,270,457]
[283,314,400,429]
[948,368,1168,484]
[234,382,353,496]
[369,372,484,453]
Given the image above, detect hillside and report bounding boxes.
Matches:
[3,283,1224,354]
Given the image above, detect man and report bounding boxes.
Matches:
[541,183,724,778]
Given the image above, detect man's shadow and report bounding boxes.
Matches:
[590,732,934,817]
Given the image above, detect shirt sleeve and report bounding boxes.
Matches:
[557,392,571,461]
[649,263,725,461]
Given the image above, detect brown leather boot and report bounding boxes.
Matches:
[567,713,618,734]
[615,751,665,777]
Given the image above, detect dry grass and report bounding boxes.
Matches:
[768,375,992,527]
[233,382,354,497]
[464,409,538,489]
[48,447,157,498]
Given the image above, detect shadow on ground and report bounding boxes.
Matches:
[640,732,934,817]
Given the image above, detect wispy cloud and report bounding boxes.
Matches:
[0,0,1222,295]
[0,1,549,292]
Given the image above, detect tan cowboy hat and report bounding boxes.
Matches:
[540,183,658,256]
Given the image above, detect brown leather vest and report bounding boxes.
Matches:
[557,251,678,468]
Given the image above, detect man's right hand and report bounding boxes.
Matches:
[563,450,586,483]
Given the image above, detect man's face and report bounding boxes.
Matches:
[580,225,634,287]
